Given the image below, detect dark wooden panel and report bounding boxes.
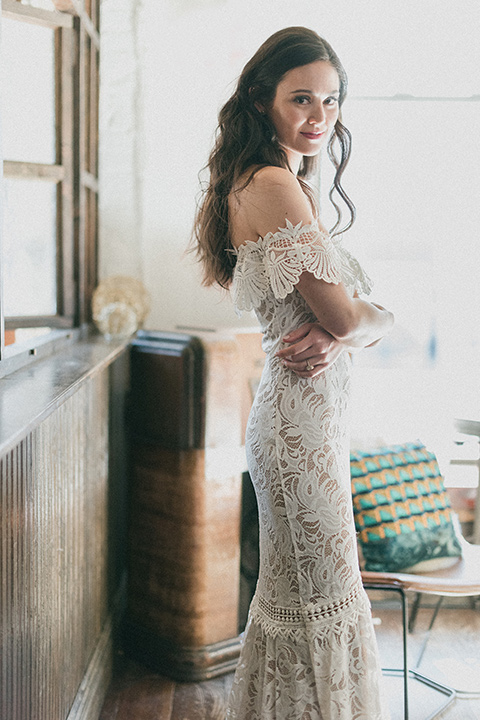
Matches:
[129,331,205,449]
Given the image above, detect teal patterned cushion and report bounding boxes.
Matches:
[350,441,462,573]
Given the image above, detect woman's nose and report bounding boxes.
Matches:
[309,102,326,125]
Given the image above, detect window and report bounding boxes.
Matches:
[0,0,100,361]
[320,91,480,439]
[345,95,480,376]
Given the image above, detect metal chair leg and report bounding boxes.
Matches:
[414,596,443,669]
[364,584,456,720]
[364,583,409,719]
[408,592,422,633]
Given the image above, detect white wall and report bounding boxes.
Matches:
[99,0,480,333]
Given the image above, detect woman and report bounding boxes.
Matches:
[193,26,393,720]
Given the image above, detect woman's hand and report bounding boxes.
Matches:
[275,323,346,378]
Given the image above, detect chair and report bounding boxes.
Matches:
[351,442,480,720]
[363,535,480,720]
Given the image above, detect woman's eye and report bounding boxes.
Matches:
[294,95,310,104]
[324,96,339,106]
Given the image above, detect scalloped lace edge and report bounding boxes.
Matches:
[231,219,372,313]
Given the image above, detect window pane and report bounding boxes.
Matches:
[7,327,53,347]
[19,0,56,10]
[321,100,480,375]
[3,179,57,317]
[1,18,55,164]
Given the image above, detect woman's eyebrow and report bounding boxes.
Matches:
[289,88,340,95]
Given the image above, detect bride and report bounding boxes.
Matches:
[193,26,393,720]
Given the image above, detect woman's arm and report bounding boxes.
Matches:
[295,273,394,348]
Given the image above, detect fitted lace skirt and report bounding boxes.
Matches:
[225,356,390,720]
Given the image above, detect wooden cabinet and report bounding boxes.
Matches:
[125,331,248,681]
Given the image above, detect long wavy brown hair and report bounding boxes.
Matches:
[192,26,355,288]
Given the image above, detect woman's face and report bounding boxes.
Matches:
[265,60,340,172]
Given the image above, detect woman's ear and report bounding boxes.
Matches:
[249,86,265,114]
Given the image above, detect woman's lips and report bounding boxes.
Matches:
[301,132,324,140]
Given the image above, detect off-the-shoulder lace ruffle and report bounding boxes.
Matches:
[231,219,372,312]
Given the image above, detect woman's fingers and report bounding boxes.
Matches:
[276,341,313,361]
[291,346,330,362]
[277,323,336,360]
[276,323,317,359]
[282,338,346,378]
[282,356,328,376]
[282,323,314,343]
[276,322,344,376]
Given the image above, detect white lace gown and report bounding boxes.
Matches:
[226,220,390,720]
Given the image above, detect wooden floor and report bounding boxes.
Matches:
[100,595,480,720]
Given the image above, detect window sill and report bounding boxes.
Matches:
[0,330,131,457]
[1,327,82,376]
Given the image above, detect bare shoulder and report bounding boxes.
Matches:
[232,165,297,199]
[231,166,315,242]
[250,165,299,188]
[248,166,307,205]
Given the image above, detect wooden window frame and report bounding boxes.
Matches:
[0,0,100,359]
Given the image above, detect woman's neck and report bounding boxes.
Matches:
[282,146,302,175]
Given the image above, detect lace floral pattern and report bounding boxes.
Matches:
[231,219,373,313]
[226,591,387,720]
[225,222,389,720]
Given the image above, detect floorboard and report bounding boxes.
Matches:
[99,662,175,720]
[99,595,480,720]
[170,676,233,720]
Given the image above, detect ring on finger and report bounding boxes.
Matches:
[305,361,314,371]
